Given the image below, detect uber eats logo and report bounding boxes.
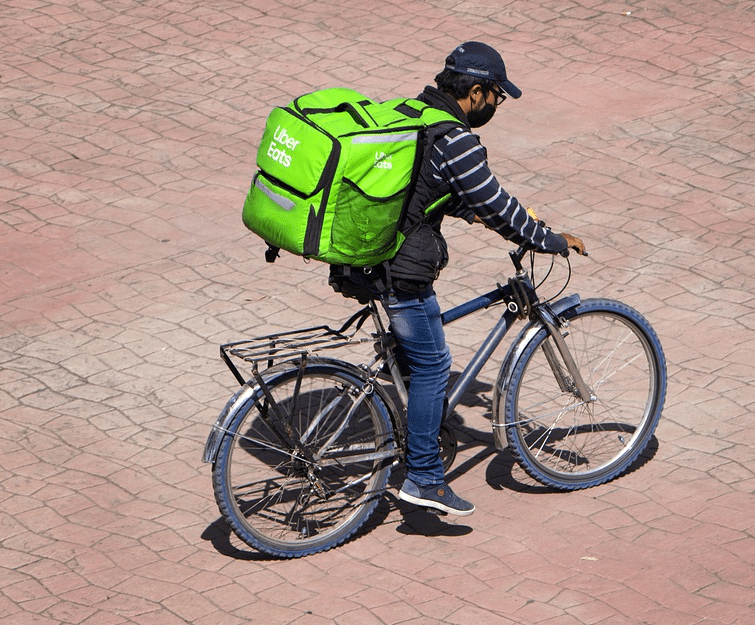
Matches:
[373,151,392,170]
[267,125,300,167]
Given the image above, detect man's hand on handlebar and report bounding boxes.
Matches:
[524,208,587,257]
[475,207,587,257]
[559,233,588,257]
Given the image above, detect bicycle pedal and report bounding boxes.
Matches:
[424,507,448,517]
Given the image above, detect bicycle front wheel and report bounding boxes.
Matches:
[212,361,397,558]
[500,298,666,490]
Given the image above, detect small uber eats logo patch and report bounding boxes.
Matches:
[267,125,300,167]
[373,151,392,170]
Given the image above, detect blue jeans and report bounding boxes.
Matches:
[382,290,452,486]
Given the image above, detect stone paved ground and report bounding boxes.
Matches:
[2,0,755,623]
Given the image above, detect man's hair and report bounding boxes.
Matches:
[434,66,497,100]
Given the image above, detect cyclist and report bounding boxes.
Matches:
[385,41,587,516]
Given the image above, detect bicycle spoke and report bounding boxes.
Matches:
[314,392,369,458]
[300,388,349,446]
[213,363,394,557]
[216,425,308,463]
[502,300,665,489]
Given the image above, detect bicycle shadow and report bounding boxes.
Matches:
[200,490,471,561]
[200,504,403,560]
[201,370,661,558]
[442,370,661,492]
[201,517,274,561]
[201,438,660,560]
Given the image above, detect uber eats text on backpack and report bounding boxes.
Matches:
[266,125,300,167]
[242,88,458,268]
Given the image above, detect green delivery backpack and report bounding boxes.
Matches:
[242,88,458,266]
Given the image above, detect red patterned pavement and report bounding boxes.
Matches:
[2,0,755,623]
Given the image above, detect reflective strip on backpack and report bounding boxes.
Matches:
[255,176,296,211]
[351,131,418,144]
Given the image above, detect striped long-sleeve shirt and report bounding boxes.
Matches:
[432,125,567,254]
[387,86,567,288]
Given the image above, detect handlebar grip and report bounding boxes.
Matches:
[560,247,588,258]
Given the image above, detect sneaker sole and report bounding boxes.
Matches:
[398,489,475,517]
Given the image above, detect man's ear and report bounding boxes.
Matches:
[470,84,484,107]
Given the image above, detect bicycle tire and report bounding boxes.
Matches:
[500,298,666,490]
[212,361,396,558]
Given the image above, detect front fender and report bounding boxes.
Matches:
[492,294,581,450]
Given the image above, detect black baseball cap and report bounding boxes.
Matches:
[445,41,522,99]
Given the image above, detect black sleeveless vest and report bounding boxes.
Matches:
[387,88,467,289]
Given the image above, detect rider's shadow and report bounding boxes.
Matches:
[393,498,474,537]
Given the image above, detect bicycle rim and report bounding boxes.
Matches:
[504,299,666,489]
[213,364,395,557]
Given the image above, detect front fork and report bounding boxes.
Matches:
[538,305,597,403]
[492,293,593,450]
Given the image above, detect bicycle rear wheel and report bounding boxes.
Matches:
[212,361,397,557]
[500,298,666,490]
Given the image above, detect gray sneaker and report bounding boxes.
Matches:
[398,478,475,516]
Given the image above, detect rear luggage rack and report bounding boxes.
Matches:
[220,307,372,385]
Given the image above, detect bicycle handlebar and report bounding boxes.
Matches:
[509,229,587,274]
[510,247,527,273]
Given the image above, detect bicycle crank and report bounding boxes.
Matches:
[439,424,457,473]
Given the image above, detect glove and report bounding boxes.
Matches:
[559,233,588,256]
[524,208,587,256]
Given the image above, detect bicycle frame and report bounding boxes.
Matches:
[366,283,521,416]
[204,240,667,558]
[367,248,592,444]
[205,249,592,463]
[442,285,522,419]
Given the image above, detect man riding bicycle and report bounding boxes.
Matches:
[380,42,586,516]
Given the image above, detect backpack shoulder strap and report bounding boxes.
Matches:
[391,98,460,127]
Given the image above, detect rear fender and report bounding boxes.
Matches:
[202,384,257,464]
[201,357,402,464]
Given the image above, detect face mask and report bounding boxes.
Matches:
[467,102,496,128]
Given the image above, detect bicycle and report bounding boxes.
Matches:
[202,245,667,558]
